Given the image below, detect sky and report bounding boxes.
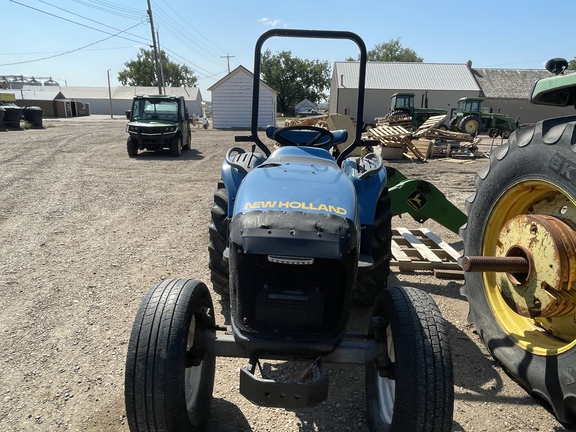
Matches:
[3,0,575,101]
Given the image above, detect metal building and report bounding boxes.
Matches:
[330,62,481,123]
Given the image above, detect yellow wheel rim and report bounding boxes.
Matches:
[483,179,576,355]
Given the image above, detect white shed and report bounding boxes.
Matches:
[208,65,276,129]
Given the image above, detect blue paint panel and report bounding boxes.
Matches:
[234,147,357,220]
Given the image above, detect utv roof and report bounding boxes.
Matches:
[133,94,182,100]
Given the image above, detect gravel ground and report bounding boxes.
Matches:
[0,116,571,431]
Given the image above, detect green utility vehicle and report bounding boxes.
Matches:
[385,92,447,129]
[461,58,576,424]
[125,94,191,157]
[449,97,518,137]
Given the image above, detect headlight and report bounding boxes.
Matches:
[164,126,177,133]
[128,125,138,132]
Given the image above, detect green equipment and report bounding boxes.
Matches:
[387,167,467,234]
[449,97,518,138]
[385,92,448,129]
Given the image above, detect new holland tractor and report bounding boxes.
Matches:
[124,29,454,431]
[461,58,576,424]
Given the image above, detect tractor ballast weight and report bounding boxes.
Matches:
[125,29,454,432]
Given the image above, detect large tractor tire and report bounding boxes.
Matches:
[208,180,230,296]
[461,116,576,423]
[460,115,481,134]
[353,191,392,306]
[366,286,453,431]
[125,279,216,431]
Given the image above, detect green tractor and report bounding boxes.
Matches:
[461,58,576,424]
[449,97,518,138]
[384,92,448,129]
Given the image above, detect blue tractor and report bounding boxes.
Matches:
[125,29,454,431]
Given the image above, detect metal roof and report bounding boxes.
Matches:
[0,89,64,101]
[20,85,203,100]
[334,61,481,91]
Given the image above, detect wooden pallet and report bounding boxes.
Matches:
[390,227,463,279]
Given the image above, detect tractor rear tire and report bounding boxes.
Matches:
[209,180,230,296]
[353,191,392,306]
[460,115,481,134]
[461,116,576,423]
[366,286,453,431]
[125,279,216,431]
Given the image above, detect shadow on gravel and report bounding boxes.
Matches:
[130,148,204,160]
[207,398,251,431]
[389,273,465,302]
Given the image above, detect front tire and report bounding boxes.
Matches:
[183,129,191,150]
[461,116,576,423]
[127,138,138,157]
[125,279,216,431]
[171,135,183,157]
[488,128,500,138]
[366,286,454,431]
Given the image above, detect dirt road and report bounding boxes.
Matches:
[0,117,569,431]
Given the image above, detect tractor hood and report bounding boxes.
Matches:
[230,146,358,260]
[531,71,576,107]
[233,146,357,221]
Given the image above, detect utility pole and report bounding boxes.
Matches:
[157,29,166,93]
[147,0,163,94]
[107,69,114,119]
[221,54,235,74]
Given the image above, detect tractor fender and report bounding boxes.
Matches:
[221,147,266,216]
[342,155,387,226]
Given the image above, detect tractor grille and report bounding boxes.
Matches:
[229,246,356,339]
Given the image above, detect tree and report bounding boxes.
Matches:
[118,48,198,87]
[261,50,331,114]
[569,57,576,70]
[347,37,423,62]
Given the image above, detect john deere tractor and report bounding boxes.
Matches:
[450,97,518,138]
[384,92,448,129]
[461,58,576,423]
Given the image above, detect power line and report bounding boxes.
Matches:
[0,22,142,67]
[36,0,146,41]
[9,0,147,45]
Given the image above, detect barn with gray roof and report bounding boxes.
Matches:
[329,61,569,125]
[471,67,569,124]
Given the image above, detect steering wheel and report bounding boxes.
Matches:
[272,125,334,147]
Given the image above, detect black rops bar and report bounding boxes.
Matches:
[247,29,367,164]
